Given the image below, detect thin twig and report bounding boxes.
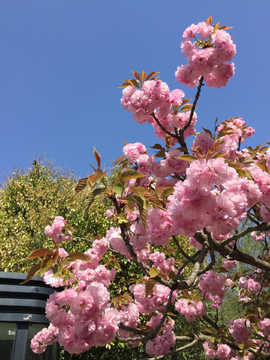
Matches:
[150,112,177,139]
[178,76,204,149]
[172,236,193,261]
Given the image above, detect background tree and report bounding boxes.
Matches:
[0,158,110,273]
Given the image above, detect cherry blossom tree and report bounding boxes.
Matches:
[24,16,270,359]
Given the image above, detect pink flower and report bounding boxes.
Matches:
[106,227,133,260]
[44,216,72,244]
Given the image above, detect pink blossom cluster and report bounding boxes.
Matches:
[121,80,197,144]
[223,259,237,270]
[32,237,120,354]
[151,110,197,145]
[44,216,72,244]
[167,157,259,237]
[259,204,270,223]
[149,251,175,274]
[126,146,189,179]
[217,118,255,145]
[72,238,115,288]
[31,324,59,354]
[105,227,133,259]
[175,298,206,322]
[251,166,270,208]
[43,282,120,354]
[203,340,232,359]
[259,318,270,333]
[191,118,255,161]
[176,22,236,88]
[251,231,266,242]
[238,276,261,295]
[121,79,181,124]
[118,303,140,341]
[229,318,252,345]
[145,313,176,357]
[123,142,146,163]
[44,248,69,288]
[198,271,227,308]
[130,208,173,250]
[129,282,177,313]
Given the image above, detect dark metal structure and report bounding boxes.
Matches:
[0,272,58,360]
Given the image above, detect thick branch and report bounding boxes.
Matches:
[220,222,270,247]
[175,241,209,290]
[119,324,149,336]
[194,230,270,273]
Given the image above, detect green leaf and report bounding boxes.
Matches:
[130,186,145,199]
[114,183,124,196]
[65,252,91,262]
[202,127,213,137]
[204,328,214,334]
[162,188,174,198]
[211,152,228,159]
[83,186,106,216]
[175,155,197,162]
[255,162,268,172]
[127,79,140,88]
[149,267,160,278]
[121,171,146,181]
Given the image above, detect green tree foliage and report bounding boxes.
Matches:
[0,159,110,272]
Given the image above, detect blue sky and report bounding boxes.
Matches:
[1,1,270,182]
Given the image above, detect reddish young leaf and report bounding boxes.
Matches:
[26,248,52,260]
[65,252,91,262]
[93,147,101,169]
[20,263,41,284]
[205,15,213,25]
[88,174,97,187]
[145,278,157,298]
[73,177,88,196]
[141,70,146,83]
[146,71,160,81]
[132,71,141,82]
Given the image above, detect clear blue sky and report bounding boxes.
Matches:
[1,1,270,182]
